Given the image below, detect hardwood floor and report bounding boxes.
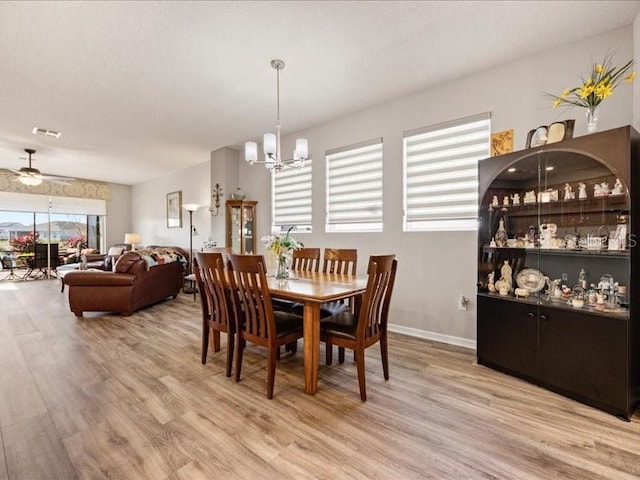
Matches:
[0,279,639,479]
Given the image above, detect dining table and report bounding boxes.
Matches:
[266,271,368,395]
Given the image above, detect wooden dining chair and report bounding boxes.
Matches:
[194,252,235,377]
[291,247,321,272]
[323,248,357,275]
[321,254,398,401]
[227,254,304,399]
[319,248,358,319]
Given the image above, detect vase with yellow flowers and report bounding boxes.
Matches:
[547,53,635,133]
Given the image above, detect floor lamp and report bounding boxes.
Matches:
[183,204,200,294]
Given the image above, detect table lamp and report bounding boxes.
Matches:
[124,233,141,251]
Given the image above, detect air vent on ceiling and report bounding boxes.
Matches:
[32,126,62,138]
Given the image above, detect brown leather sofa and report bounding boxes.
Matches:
[64,250,185,317]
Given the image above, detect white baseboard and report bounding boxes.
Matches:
[388,323,476,351]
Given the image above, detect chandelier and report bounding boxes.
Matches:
[245,59,309,171]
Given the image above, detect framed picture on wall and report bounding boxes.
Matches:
[167,191,182,228]
[491,129,514,157]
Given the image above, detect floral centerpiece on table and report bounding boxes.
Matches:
[261,227,303,278]
[546,53,635,133]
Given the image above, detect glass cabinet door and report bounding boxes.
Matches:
[226,200,257,254]
[478,145,630,319]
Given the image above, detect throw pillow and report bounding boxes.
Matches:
[108,246,124,256]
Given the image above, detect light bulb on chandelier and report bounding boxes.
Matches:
[244,59,310,171]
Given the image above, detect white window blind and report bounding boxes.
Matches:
[0,192,106,215]
[272,160,312,232]
[326,138,383,232]
[403,113,490,231]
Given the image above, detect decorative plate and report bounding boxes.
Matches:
[515,268,546,293]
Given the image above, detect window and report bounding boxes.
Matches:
[272,160,312,233]
[0,192,106,252]
[403,113,490,231]
[326,138,383,232]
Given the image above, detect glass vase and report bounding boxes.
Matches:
[586,105,599,134]
[275,254,290,279]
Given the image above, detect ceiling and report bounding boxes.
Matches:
[1,1,638,186]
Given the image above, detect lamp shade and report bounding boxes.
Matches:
[124,233,141,245]
[183,203,200,212]
[245,142,258,163]
[295,138,308,159]
[263,133,276,156]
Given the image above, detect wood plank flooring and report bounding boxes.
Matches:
[0,278,639,479]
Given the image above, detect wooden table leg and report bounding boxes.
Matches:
[303,302,321,395]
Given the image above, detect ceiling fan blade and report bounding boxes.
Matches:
[40,173,74,180]
[44,177,75,185]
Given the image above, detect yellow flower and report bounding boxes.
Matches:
[579,84,594,99]
[594,81,613,99]
[545,55,633,110]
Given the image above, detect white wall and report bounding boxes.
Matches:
[210,147,240,247]
[129,25,635,348]
[105,183,132,248]
[239,26,634,347]
[131,161,210,252]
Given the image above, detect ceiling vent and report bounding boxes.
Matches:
[32,127,62,138]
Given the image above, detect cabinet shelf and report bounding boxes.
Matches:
[482,246,629,259]
[489,195,628,218]
[477,292,629,321]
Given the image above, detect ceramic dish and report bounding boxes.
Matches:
[515,268,546,293]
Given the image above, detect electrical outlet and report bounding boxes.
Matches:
[561,272,568,282]
[458,295,468,311]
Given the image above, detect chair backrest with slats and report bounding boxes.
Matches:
[194,252,234,333]
[323,248,357,275]
[227,254,275,342]
[291,248,321,272]
[357,255,398,341]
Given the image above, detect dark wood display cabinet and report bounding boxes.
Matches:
[476,125,640,420]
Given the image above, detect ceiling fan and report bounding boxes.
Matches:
[9,148,75,186]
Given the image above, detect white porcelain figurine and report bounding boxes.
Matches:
[563,183,574,200]
[503,195,510,207]
[511,193,520,206]
[524,190,536,205]
[593,183,602,197]
[578,182,587,199]
[612,178,624,195]
[488,272,496,292]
